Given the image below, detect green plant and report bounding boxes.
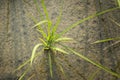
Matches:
[92,18,120,50]
[117,0,120,7]
[15,0,120,80]
[88,69,100,80]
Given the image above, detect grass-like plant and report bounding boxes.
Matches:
[15,0,120,80]
[117,0,120,7]
[92,18,120,50]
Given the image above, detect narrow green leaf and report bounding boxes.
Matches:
[52,9,62,34]
[39,38,47,46]
[103,40,120,50]
[56,59,68,79]
[55,37,74,42]
[14,60,29,72]
[109,18,120,27]
[19,67,30,80]
[27,13,47,39]
[41,0,52,37]
[41,0,49,20]
[92,37,120,44]
[33,0,44,20]
[31,43,43,65]
[58,44,120,78]
[47,21,52,39]
[32,20,48,38]
[14,49,44,72]
[37,29,47,39]
[88,69,100,80]
[28,74,35,80]
[117,0,120,7]
[59,65,66,77]
[52,47,69,54]
[58,7,120,37]
[48,53,53,78]
[68,48,120,78]
[27,13,38,23]
[32,20,48,28]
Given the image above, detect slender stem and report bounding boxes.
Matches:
[44,49,59,80]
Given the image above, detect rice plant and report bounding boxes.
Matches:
[15,0,120,80]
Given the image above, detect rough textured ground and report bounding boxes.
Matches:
[0,0,120,80]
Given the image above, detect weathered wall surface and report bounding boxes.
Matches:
[0,0,120,80]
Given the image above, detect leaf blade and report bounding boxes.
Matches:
[27,13,47,39]
[88,69,100,80]
[58,7,120,38]
[52,9,62,34]
[48,53,53,78]
[69,48,120,78]
[117,0,120,7]
[109,18,120,27]
[32,20,48,28]
[59,44,120,78]
[14,49,44,72]
[92,37,120,44]
[55,37,74,42]
[33,0,44,20]
[30,43,43,65]
[19,67,30,80]
[52,47,69,54]
[41,0,52,36]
